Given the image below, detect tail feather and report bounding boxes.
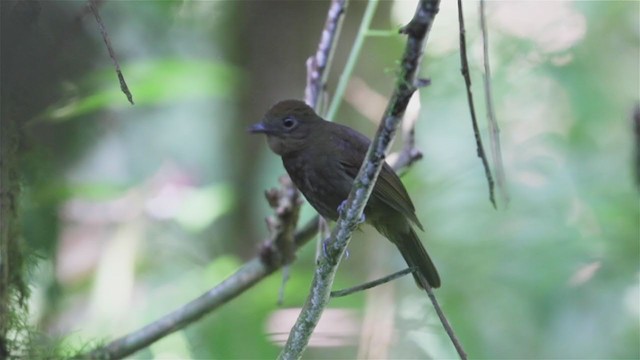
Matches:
[388,226,441,289]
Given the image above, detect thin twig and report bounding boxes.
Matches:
[305,0,348,111]
[81,259,273,359]
[278,1,442,359]
[457,0,495,208]
[479,0,508,207]
[418,276,468,360]
[393,94,425,173]
[330,267,416,298]
[89,0,134,105]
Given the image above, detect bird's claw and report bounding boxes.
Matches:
[322,238,349,260]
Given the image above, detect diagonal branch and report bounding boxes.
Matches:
[78,160,416,360]
[278,1,441,359]
[80,179,307,360]
[305,0,347,111]
[88,0,134,105]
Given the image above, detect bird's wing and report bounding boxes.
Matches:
[375,163,424,230]
[333,124,424,230]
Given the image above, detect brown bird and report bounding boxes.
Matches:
[249,99,440,289]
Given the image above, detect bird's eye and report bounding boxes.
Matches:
[282,117,297,129]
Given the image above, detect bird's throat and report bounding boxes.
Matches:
[266,135,306,156]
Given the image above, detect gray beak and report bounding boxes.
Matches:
[247,122,268,134]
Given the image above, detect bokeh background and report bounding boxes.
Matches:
[2,0,638,359]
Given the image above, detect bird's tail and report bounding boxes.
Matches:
[385,225,441,289]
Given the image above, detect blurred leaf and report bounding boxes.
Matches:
[65,182,131,201]
[39,59,242,122]
[176,183,235,233]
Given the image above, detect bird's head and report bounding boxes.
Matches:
[248,99,322,156]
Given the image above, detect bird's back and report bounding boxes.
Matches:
[283,120,421,229]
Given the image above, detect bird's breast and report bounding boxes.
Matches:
[282,151,351,221]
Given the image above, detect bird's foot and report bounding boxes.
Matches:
[337,200,366,224]
[322,238,349,260]
[337,200,348,216]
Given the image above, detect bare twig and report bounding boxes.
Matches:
[394,125,424,171]
[80,179,304,360]
[344,78,423,172]
[330,267,416,298]
[418,276,468,359]
[305,0,347,111]
[81,259,277,359]
[278,1,442,359]
[457,0,495,208]
[393,93,425,173]
[89,0,134,105]
[479,0,508,207]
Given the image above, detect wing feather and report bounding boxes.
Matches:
[331,124,423,230]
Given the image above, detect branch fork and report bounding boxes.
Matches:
[260,176,302,269]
